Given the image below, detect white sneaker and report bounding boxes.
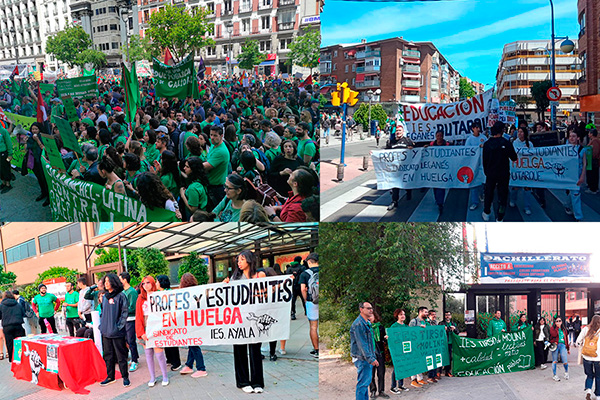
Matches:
[564,372,569,380]
[552,375,560,382]
[242,386,254,393]
[482,211,490,221]
[524,208,532,215]
[162,380,169,387]
[148,380,156,387]
[278,349,287,355]
[540,364,547,370]
[253,387,264,394]
[469,204,478,211]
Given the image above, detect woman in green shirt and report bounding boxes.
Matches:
[158,150,181,200]
[180,156,209,220]
[213,174,248,222]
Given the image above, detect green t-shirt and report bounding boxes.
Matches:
[181,131,198,159]
[33,293,58,318]
[206,142,230,186]
[68,159,90,174]
[123,286,138,318]
[161,172,179,200]
[186,181,208,210]
[559,328,565,344]
[265,147,281,162]
[145,143,160,165]
[64,291,79,318]
[213,197,241,222]
[298,139,316,162]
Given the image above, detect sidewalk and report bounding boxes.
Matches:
[319,346,585,400]
[0,169,51,221]
[1,301,317,400]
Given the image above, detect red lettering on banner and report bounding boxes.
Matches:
[410,106,419,122]
[162,312,177,327]
[489,263,513,271]
[472,94,485,114]
[403,105,411,122]
[183,307,243,327]
[444,105,454,118]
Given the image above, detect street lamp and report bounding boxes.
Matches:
[549,0,575,131]
[501,67,512,102]
[366,88,381,140]
[116,0,132,64]
[9,27,18,65]
[225,22,233,77]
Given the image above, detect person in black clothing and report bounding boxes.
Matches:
[0,291,25,362]
[268,140,303,197]
[428,130,450,214]
[573,315,582,347]
[369,310,389,399]
[156,274,182,371]
[387,122,415,210]
[482,121,517,222]
[286,257,306,320]
[98,273,130,387]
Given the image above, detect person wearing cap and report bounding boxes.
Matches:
[299,253,319,359]
[482,121,517,222]
[465,121,487,211]
[96,104,108,127]
[50,97,64,119]
[32,284,61,334]
[203,124,230,210]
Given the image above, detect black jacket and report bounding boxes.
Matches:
[482,136,517,179]
[99,290,128,338]
[82,161,107,186]
[0,298,25,327]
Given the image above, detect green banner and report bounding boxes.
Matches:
[121,62,141,124]
[52,116,82,155]
[5,112,36,128]
[451,329,535,377]
[41,135,66,171]
[56,76,98,99]
[39,83,55,95]
[387,325,449,379]
[153,53,197,100]
[61,95,79,123]
[42,157,180,222]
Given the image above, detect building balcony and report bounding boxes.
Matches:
[356,79,380,88]
[401,94,420,103]
[320,54,331,62]
[250,28,271,35]
[356,50,380,59]
[403,64,420,73]
[258,2,272,10]
[239,4,252,13]
[278,22,294,31]
[402,80,420,88]
[356,64,380,73]
[402,49,420,58]
[431,83,439,91]
[430,69,439,78]
[319,65,331,74]
[221,9,233,17]
[279,0,295,5]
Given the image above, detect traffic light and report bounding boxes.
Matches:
[331,91,341,106]
[347,89,359,106]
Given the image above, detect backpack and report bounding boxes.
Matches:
[253,148,271,172]
[19,297,35,319]
[582,330,599,358]
[311,140,320,163]
[306,269,319,304]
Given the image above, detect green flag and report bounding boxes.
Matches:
[152,53,197,100]
[121,62,140,124]
[83,68,95,76]
[61,95,79,123]
[52,116,82,156]
[41,134,66,171]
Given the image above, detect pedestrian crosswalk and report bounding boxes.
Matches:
[322,180,600,222]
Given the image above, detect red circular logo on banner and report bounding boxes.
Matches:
[457,167,474,184]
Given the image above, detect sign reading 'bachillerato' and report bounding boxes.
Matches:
[145,276,293,348]
[480,253,591,283]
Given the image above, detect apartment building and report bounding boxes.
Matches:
[578,0,600,125]
[319,37,460,104]
[496,40,581,120]
[137,0,319,76]
[464,76,486,95]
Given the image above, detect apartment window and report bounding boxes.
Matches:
[93,222,113,237]
[352,78,355,86]
[206,3,214,13]
[352,64,356,72]
[534,66,542,71]
[333,63,337,71]
[333,50,337,57]
[6,239,36,264]
[108,6,117,13]
[259,40,271,52]
[345,65,348,73]
[110,24,118,31]
[207,46,216,56]
[39,224,82,254]
[112,42,119,49]
[261,16,270,30]
[242,18,250,33]
[577,291,584,300]
[279,38,292,50]
[143,10,149,23]
[579,11,585,35]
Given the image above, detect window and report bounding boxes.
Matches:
[279,38,292,50]
[6,239,36,263]
[333,63,337,71]
[143,10,149,23]
[261,16,270,30]
[579,11,585,35]
[259,40,271,52]
[576,291,584,300]
[206,3,214,14]
[344,65,348,73]
[352,64,356,72]
[207,46,216,56]
[109,6,117,13]
[112,42,119,49]
[39,224,82,254]
[333,50,337,57]
[242,18,250,33]
[110,24,118,31]
[352,78,355,85]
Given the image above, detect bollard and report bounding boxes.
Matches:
[362,156,369,171]
[337,164,345,182]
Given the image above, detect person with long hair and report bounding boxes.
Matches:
[178,273,208,378]
[25,122,49,205]
[136,172,181,219]
[158,150,182,200]
[549,317,570,381]
[180,156,209,219]
[98,273,130,387]
[369,309,389,398]
[269,139,303,197]
[213,174,249,222]
[135,275,170,387]
[265,168,315,222]
[534,317,550,369]
[577,314,600,399]
[0,290,24,362]
[98,158,126,194]
[512,313,529,331]
[223,250,266,394]
[509,126,533,214]
[388,309,409,394]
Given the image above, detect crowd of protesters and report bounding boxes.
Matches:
[0,74,320,222]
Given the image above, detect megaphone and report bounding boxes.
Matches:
[549,343,557,352]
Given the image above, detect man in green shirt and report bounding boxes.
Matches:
[63,281,80,337]
[297,122,316,166]
[119,272,139,372]
[487,310,507,337]
[32,284,60,334]
[442,311,458,377]
[203,125,230,210]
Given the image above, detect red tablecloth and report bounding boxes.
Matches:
[11,334,107,394]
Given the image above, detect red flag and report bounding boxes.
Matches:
[9,65,18,80]
[164,48,174,66]
[37,84,47,123]
[299,75,313,88]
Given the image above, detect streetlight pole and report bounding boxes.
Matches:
[550,0,556,131]
[226,22,233,78]
[367,89,373,138]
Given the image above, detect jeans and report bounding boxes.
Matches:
[469,185,484,207]
[551,343,569,375]
[186,346,206,371]
[565,188,584,220]
[584,359,600,395]
[354,359,373,400]
[125,320,139,363]
[509,187,531,210]
[390,369,405,390]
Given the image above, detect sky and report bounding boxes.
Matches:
[321,0,580,85]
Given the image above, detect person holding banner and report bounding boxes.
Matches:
[408,307,431,386]
[223,250,267,394]
[509,126,533,215]
[442,311,457,377]
[427,131,450,215]
[177,273,208,378]
[386,121,415,211]
[512,313,530,332]
[564,129,587,221]
[486,310,506,337]
[465,121,486,211]
[576,314,600,400]
[155,275,182,372]
[135,275,171,387]
[549,317,570,382]
[388,309,410,394]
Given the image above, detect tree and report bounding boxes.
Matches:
[352,103,388,131]
[20,267,82,303]
[237,39,267,70]
[136,248,169,278]
[514,95,532,123]
[459,78,476,99]
[122,34,154,63]
[0,270,16,292]
[530,80,552,122]
[319,223,475,355]
[177,252,209,285]
[75,49,107,70]
[147,4,215,63]
[288,28,320,74]
[46,25,94,68]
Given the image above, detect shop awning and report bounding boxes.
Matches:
[259,60,276,66]
[581,95,600,112]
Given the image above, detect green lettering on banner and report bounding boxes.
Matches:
[56,76,99,99]
[41,157,180,222]
[387,325,449,379]
[153,53,197,100]
[61,95,79,123]
[451,328,535,377]
[4,112,37,128]
[52,116,82,156]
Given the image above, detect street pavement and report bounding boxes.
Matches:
[0,165,51,222]
[321,133,600,222]
[0,299,317,400]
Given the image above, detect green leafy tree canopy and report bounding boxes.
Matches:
[352,103,388,130]
[21,266,82,303]
[530,80,552,121]
[0,270,17,292]
[178,252,209,285]
[147,4,215,63]
[237,39,267,70]
[46,25,94,68]
[75,49,107,70]
[459,78,476,99]
[137,248,169,278]
[122,34,155,63]
[288,28,320,72]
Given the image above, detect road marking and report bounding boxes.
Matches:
[350,190,392,222]
[321,180,378,220]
